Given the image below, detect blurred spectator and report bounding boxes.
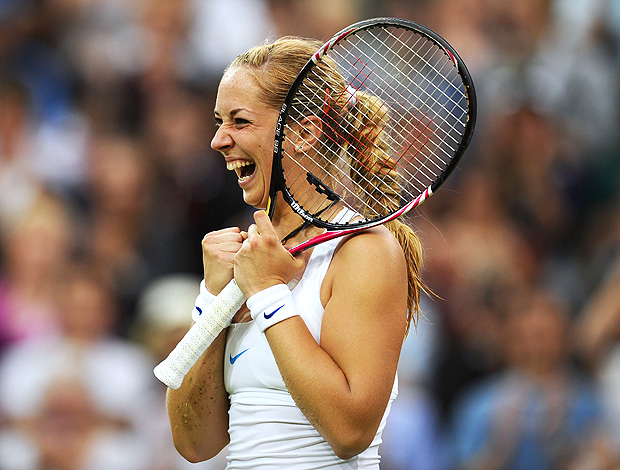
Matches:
[0,0,75,125]
[0,77,44,234]
[0,264,155,469]
[415,168,539,418]
[0,1,89,198]
[80,132,156,331]
[450,288,615,470]
[0,193,73,349]
[189,0,274,82]
[142,84,254,276]
[380,298,447,470]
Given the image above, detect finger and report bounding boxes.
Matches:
[207,227,241,237]
[253,210,278,240]
[203,230,244,244]
[212,241,245,253]
[247,224,259,238]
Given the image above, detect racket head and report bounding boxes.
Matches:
[271,17,477,229]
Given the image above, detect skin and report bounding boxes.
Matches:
[166,67,408,462]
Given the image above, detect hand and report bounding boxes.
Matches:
[202,227,248,294]
[234,211,307,298]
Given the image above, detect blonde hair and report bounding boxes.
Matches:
[228,37,425,334]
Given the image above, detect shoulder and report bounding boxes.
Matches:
[321,225,406,304]
[332,225,406,276]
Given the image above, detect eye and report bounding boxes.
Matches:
[214,117,223,127]
[234,117,250,127]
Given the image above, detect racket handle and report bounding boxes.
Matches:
[153,279,246,389]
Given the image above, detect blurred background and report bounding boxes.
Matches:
[0,0,618,469]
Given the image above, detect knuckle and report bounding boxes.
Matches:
[203,245,219,258]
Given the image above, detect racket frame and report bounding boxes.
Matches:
[270,17,476,238]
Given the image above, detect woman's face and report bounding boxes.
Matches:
[211,67,280,209]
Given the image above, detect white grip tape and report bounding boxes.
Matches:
[153,279,246,389]
[248,283,298,333]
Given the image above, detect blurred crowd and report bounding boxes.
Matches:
[0,0,618,469]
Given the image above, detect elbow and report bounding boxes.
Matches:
[176,448,204,465]
[328,428,375,461]
[173,435,228,464]
[173,442,206,464]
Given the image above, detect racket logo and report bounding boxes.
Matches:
[290,200,314,223]
[229,348,250,364]
[275,113,284,136]
[264,304,285,320]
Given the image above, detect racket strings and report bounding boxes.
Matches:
[354,29,468,166]
[281,24,469,226]
[286,93,402,220]
[286,84,415,220]
[343,30,461,178]
[284,78,393,218]
[293,78,407,215]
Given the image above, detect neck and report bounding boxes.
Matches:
[268,196,346,246]
[270,201,321,246]
[270,203,304,238]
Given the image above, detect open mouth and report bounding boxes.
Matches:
[227,160,256,182]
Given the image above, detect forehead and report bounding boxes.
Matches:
[215,67,267,113]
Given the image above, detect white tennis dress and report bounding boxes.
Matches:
[223,236,398,469]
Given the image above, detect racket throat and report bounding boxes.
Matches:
[280,197,339,245]
[306,172,340,202]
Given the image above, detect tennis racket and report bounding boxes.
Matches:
[154,17,476,389]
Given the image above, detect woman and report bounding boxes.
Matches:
[166,36,425,469]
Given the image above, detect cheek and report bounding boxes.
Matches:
[257,141,274,175]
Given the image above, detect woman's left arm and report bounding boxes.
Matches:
[242,221,408,460]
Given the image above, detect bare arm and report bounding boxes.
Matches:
[271,230,407,458]
[166,227,246,462]
[166,329,229,463]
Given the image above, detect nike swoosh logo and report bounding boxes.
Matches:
[229,348,249,364]
[264,304,285,320]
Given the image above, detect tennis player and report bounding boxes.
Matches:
[165,36,425,469]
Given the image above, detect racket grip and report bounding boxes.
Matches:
[153,279,246,389]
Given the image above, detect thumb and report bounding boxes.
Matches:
[253,210,277,239]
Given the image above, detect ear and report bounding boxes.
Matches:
[292,116,323,153]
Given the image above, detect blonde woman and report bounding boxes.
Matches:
[166,37,425,469]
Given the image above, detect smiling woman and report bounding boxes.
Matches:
[163,32,439,470]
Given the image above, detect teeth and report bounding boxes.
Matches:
[227,160,254,182]
[226,161,254,171]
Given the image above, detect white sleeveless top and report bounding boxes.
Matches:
[223,237,398,469]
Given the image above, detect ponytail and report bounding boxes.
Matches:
[347,91,425,335]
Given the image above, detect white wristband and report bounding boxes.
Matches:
[247,284,299,333]
[191,280,220,323]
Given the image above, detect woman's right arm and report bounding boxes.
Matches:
[166,329,230,463]
[166,227,246,462]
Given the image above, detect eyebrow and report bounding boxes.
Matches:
[214,107,253,118]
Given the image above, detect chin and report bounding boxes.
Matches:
[242,192,267,210]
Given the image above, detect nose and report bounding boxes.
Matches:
[211,125,234,152]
